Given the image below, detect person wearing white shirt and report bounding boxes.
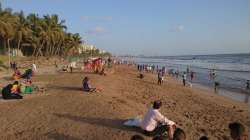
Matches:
[140,101,176,139]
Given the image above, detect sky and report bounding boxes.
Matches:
[1,0,250,56]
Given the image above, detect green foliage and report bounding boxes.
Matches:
[0,2,82,57]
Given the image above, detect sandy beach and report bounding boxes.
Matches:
[0,63,250,140]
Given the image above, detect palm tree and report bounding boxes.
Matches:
[0,3,89,58]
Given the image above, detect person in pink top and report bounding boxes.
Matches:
[140,100,176,139]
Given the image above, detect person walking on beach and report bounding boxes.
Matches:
[182,72,187,86]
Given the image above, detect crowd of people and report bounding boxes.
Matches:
[1,62,37,100]
[136,64,250,93]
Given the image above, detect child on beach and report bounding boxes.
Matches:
[140,101,176,139]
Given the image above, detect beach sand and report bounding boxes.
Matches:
[0,64,250,140]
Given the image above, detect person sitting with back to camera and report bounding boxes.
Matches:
[140,100,176,139]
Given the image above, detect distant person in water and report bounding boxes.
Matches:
[246,80,250,90]
[182,72,187,86]
[229,122,247,140]
[214,81,220,93]
[82,77,97,92]
[140,101,176,139]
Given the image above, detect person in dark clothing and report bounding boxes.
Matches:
[22,69,33,79]
[2,84,23,100]
[158,71,163,85]
[229,122,246,140]
[246,80,250,90]
[139,73,144,79]
[82,77,96,92]
[214,81,220,93]
[190,71,195,82]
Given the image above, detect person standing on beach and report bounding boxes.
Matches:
[190,71,195,82]
[214,81,220,93]
[182,72,187,86]
[158,71,163,85]
[246,80,250,90]
[186,66,190,74]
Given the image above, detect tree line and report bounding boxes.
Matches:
[0,2,82,57]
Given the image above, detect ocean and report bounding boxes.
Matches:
[123,53,250,104]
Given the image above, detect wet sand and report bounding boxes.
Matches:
[0,64,250,140]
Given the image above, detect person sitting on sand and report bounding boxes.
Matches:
[199,136,209,140]
[2,84,23,100]
[139,72,144,79]
[22,69,33,79]
[100,67,107,76]
[82,77,97,92]
[13,68,21,80]
[131,135,145,140]
[229,122,247,140]
[140,100,176,139]
[11,81,21,94]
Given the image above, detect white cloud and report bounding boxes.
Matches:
[169,25,184,32]
[86,26,106,35]
[81,16,112,22]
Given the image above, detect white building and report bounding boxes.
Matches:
[78,44,96,54]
